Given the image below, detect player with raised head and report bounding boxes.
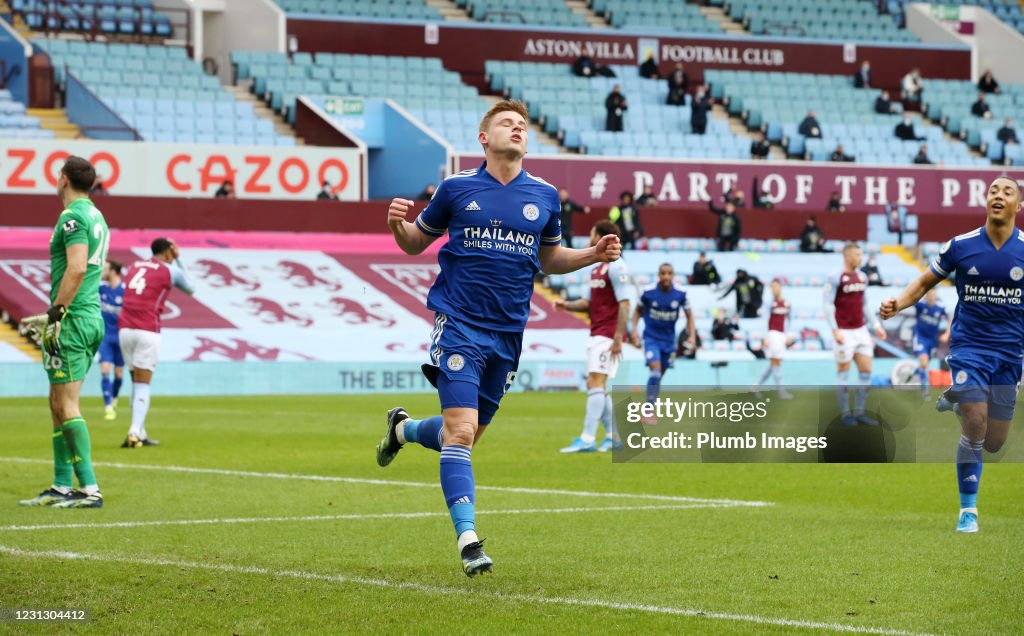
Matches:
[910,289,951,400]
[824,243,887,426]
[631,262,693,417]
[881,176,1024,533]
[556,221,632,452]
[118,238,195,448]
[19,156,109,509]
[374,99,622,577]
[754,278,793,398]
[99,259,125,420]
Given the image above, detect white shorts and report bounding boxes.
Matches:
[586,335,620,379]
[118,328,161,372]
[834,326,874,363]
[765,331,787,360]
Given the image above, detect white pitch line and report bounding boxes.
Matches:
[0,503,741,532]
[0,457,773,507]
[0,545,932,636]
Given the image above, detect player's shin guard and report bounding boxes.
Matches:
[112,376,123,400]
[402,416,444,452]
[854,371,871,414]
[101,375,113,407]
[956,435,984,510]
[129,382,151,439]
[61,417,98,491]
[601,394,616,440]
[645,369,661,404]
[52,426,74,489]
[440,445,475,539]
[835,370,850,415]
[581,388,606,443]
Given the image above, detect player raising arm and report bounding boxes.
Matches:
[376,100,621,577]
[881,176,1024,533]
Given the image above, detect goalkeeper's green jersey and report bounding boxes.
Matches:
[49,197,109,318]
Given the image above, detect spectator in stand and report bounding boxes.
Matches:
[853,60,871,88]
[826,191,846,213]
[895,114,924,142]
[719,269,763,318]
[317,180,338,200]
[997,118,1019,145]
[666,63,689,106]
[798,110,822,138]
[558,188,590,246]
[711,309,740,341]
[912,144,933,165]
[708,199,741,252]
[861,254,885,286]
[214,180,235,199]
[635,185,658,207]
[572,55,596,77]
[901,67,923,102]
[690,86,712,135]
[751,176,774,209]
[691,251,721,286]
[417,183,436,201]
[799,217,828,253]
[972,91,993,120]
[676,324,702,359]
[830,143,854,162]
[90,178,108,196]
[608,190,642,249]
[875,90,897,115]
[639,51,659,79]
[724,188,746,208]
[750,130,770,159]
[978,69,1001,95]
[605,85,628,132]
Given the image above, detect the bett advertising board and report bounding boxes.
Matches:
[0,139,364,200]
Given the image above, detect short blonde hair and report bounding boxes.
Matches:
[843,241,861,253]
[479,99,529,132]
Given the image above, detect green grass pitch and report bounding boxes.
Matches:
[0,393,1022,635]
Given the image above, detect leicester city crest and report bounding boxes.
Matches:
[447,354,466,372]
[1011,266,1023,282]
[522,203,540,221]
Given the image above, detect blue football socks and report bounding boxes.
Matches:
[440,445,475,537]
[854,371,871,414]
[956,434,983,509]
[101,376,113,407]
[645,369,661,404]
[402,416,444,452]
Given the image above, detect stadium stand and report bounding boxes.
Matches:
[34,40,292,146]
[727,0,918,41]
[592,0,722,32]
[487,61,749,159]
[233,50,558,153]
[457,0,587,27]
[921,78,1024,163]
[0,88,52,139]
[274,0,442,21]
[886,0,1024,35]
[10,0,173,36]
[708,69,991,167]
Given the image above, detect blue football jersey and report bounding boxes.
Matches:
[415,163,562,332]
[99,280,124,335]
[913,300,946,342]
[639,285,689,344]
[931,226,1024,363]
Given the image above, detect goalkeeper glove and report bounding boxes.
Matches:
[20,312,47,336]
[41,305,66,357]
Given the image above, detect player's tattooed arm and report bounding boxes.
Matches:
[552,298,590,313]
[880,269,943,320]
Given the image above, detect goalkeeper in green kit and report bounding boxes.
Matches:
[19,156,110,509]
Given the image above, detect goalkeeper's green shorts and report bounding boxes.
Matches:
[42,313,104,385]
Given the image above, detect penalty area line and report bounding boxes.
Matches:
[0,457,773,507]
[0,503,744,532]
[0,545,932,636]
